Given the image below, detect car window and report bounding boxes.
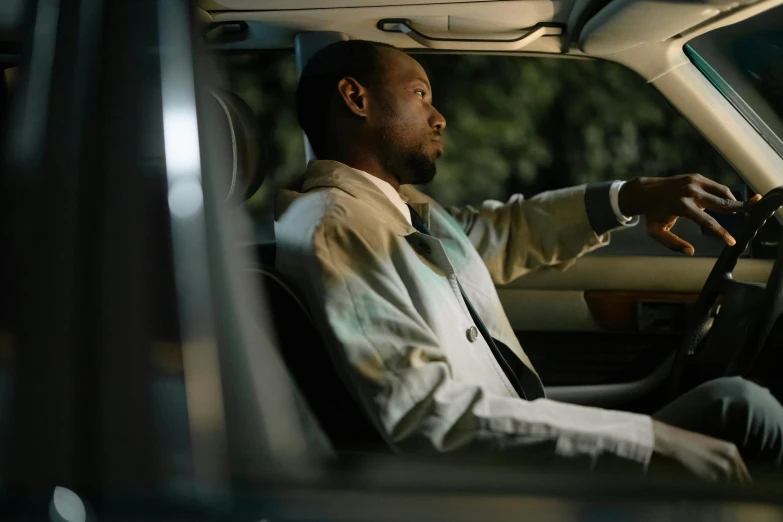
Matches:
[414,54,742,205]
[223,51,756,257]
[413,53,754,258]
[685,4,783,159]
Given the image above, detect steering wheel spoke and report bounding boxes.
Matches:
[703,279,765,365]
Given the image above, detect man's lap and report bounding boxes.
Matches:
[653,376,783,471]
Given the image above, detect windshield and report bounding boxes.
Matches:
[685,5,783,158]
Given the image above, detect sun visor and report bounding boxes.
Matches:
[577,0,757,55]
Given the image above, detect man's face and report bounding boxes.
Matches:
[367,49,447,185]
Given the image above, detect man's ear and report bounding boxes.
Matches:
[337,77,369,118]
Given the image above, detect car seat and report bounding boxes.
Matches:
[207,88,388,454]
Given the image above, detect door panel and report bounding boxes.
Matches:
[499,290,600,331]
[498,256,773,409]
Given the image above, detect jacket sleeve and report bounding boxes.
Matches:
[288,217,653,471]
[445,185,610,285]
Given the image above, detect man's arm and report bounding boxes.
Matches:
[445,175,760,285]
[293,218,654,469]
[445,185,609,285]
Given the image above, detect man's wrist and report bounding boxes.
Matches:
[618,177,646,217]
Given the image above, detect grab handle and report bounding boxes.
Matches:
[377,19,563,51]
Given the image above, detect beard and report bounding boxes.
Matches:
[378,131,438,186]
[405,152,437,185]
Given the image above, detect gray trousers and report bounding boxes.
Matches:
[654,377,783,473]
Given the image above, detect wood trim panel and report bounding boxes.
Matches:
[584,290,700,331]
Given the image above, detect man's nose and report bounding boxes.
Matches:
[431,107,446,132]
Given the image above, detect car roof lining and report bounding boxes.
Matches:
[203,0,781,81]
[209,2,570,55]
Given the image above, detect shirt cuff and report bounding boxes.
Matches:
[609,181,634,224]
[585,181,640,235]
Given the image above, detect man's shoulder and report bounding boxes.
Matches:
[276,187,395,252]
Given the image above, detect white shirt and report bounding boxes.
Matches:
[610,180,634,224]
[358,170,413,225]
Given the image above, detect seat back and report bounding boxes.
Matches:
[251,249,389,453]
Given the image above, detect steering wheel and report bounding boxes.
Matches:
[669,187,783,395]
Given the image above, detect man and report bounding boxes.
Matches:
[274,40,783,481]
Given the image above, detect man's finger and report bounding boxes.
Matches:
[683,200,736,246]
[745,193,763,211]
[694,190,746,214]
[691,175,759,213]
[648,223,695,256]
[697,177,738,202]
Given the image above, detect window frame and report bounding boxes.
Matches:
[684,44,783,162]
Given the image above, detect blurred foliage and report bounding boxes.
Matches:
[223,53,305,221]
[224,52,740,220]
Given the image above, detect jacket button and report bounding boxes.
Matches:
[466,326,479,342]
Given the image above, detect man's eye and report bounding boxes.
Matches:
[415,90,426,99]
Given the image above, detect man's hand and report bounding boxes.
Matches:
[618,174,762,256]
[650,420,752,483]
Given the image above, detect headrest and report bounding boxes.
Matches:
[206,89,265,204]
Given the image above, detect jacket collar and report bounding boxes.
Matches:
[298,160,433,236]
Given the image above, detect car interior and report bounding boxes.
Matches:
[2,0,783,517]
[193,0,783,451]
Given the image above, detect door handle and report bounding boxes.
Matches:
[636,301,689,334]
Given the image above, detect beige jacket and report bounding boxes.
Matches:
[275,160,653,469]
